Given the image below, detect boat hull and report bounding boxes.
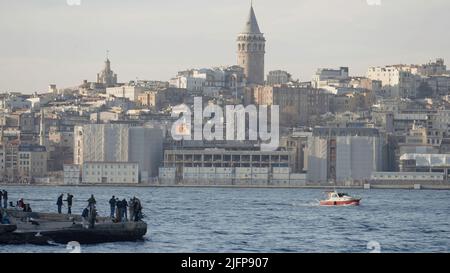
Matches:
[319,199,361,206]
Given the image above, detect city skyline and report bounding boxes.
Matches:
[1,0,450,257]
[1,0,450,93]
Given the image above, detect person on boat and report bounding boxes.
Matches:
[109,195,116,218]
[56,194,64,214]
[65,193,74,214]
[2,190,8,208]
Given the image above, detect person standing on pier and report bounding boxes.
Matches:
[116,198,123,222]
[134,197,143,221]
[56,194,64,214]
[86,195,97,228]
[65,193,74,214]
[128,198,135,222]
[87,194,96,207]
[2,190,7,208]
[81,206,89,228]
[122,198,128,222]
[109,195,116,218]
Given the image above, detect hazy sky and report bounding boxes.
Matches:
[1,0,449,93]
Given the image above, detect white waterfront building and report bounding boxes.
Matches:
[82,162,139,184]
[63,164,81,185]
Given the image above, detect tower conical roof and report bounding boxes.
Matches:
[242,6,261,34]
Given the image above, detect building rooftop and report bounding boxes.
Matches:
[313,127,380,137]
[83,161,139,165]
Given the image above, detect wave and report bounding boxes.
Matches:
[291,201,320,207]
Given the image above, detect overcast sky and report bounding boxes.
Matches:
[1,0,449,93]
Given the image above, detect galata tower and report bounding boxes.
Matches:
[237,4,266,85]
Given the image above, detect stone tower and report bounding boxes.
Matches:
[237,4,265,85]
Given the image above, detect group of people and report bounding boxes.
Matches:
[0,190,8,209]
[0,190,32,212]
[109,196,143,222]
[56,193,74,214]
[0,190,144,228]
[54,193,143,225]
[16,198,32,212]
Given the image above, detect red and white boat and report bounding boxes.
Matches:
[319,191,361,206]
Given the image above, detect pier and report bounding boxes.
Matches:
[0,209,147,245]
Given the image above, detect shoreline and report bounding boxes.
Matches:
[1,183,450,190]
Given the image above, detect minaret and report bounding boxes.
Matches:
[39,108,45,146]
[0,126,4,145]
[237,3,266,85]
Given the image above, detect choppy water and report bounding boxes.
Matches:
[0,186,448,253]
